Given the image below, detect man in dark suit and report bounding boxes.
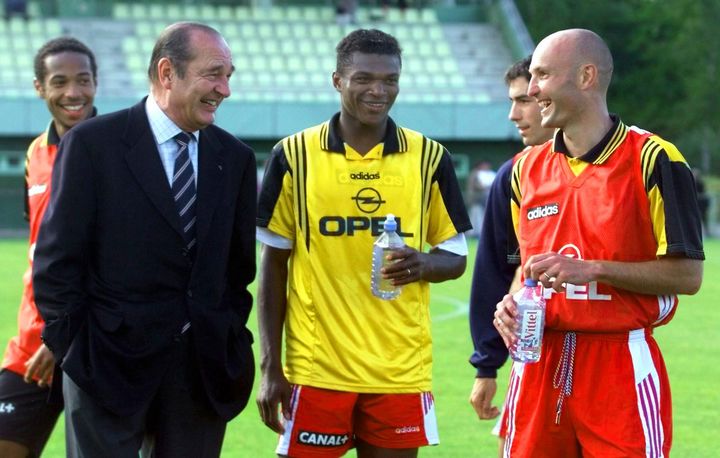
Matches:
[32,22,256,457]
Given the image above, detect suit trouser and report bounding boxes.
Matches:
[62,332,226,458]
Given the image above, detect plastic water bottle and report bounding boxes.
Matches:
[509,278,546,363]
[371,214,405,300]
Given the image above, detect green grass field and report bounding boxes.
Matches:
[1,238,717,457]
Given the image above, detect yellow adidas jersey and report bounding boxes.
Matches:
[258,113,471,393]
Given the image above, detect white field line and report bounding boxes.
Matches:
[432,294,469,322]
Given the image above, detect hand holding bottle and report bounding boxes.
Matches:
[494,279,546,363]
[372,214,406,299]
[509,279,546,363]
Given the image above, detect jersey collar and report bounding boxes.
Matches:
[45,106,98,146]
[322,112,407,155]
[46,121,61,146]
[552,114,628,165]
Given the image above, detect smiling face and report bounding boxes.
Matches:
[527,35,584,130]
[333,52,400,129]
[34,51,96,138]
[507,76,553,146]
[162,29,234,132]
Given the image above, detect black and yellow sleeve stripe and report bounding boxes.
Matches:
[640,136,704,259]
[509,153,529,238]
[283,132,310,251]
[419,136,444,243]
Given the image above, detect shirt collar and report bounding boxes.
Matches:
[46,121,61,146]
[145,95,199,145]
[552,114,628,164]
[46,107,98,146]
[322,112,407,155]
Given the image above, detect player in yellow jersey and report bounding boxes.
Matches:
[256,29,471,457]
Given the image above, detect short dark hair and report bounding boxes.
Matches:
[504,55,532,85]
[148,22,221,82]
[335,29,402,73]
[34,37,97,83]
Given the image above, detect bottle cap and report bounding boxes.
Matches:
[383,214,397,231]
[524,278,538,287]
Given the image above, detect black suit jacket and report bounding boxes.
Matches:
[32,99,256,421]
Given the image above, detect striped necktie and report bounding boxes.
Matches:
[172,132,197,256]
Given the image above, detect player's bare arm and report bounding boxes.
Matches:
[524,252,703,295]
[385,247,466,286]
[256,244,292,434]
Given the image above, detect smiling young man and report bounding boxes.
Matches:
[256,29,471,457]
[0,37,97,458]
[32,23,256,457]
[493,29,704,457]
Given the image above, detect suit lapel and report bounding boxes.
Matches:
[123,101,186,240]
[195,128,224,248]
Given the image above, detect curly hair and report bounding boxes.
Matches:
[34,37,97,83]
[336,28,402,73]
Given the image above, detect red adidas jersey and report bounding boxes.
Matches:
[510,118,704,332]
[2,126,58,377]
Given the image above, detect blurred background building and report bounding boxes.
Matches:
[0,0,716,235]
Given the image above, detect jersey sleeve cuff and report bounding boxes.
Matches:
[256,227,294,249]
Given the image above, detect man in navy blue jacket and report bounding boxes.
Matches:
[468,55,553,454]
[33,23,256,457]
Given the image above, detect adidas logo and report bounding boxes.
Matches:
[527,203,559,220]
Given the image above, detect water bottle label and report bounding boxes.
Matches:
[520,309,542,347]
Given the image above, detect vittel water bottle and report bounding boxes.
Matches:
[371,214,405,300]
[510,278,546,363]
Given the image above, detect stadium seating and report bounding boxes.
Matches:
[0,3,510,104]
[0,17,63,98]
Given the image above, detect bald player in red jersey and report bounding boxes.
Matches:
[494,29,704,457]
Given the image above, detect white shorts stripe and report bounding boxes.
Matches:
[502,362,524,458]
[421,392,439,445]
[639,376,662,457]
[275,385,302,455]
[491,406,504,437]
[628,330,665,458]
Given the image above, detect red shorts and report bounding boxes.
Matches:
[502,329,671,457]
[276,385,439,457]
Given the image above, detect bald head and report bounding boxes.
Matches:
[529,29,614,153]
[535,29,613,93]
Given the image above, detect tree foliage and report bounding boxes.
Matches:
[515,0,720,173]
